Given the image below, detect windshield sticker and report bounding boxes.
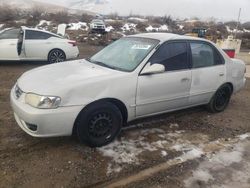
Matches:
[132,44,151,50]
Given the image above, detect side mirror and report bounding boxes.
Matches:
[141,63,165,75]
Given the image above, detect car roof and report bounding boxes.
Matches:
[129,32,209,43]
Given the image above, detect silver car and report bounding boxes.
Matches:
[11,33,246,147]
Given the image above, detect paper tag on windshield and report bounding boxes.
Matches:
[132,44,151,50]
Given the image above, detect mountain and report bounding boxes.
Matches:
[32,0,109,12]
[0,0,68,12]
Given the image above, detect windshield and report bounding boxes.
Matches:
[89,37,159,72]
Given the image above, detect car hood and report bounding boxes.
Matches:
[17,59,123,95]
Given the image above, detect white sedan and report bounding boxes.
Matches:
[0,27,79,63]
[10,33,246,147]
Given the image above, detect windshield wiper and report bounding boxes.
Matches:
[87,58,124,71]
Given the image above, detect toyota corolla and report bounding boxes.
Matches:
[10,33,246,147]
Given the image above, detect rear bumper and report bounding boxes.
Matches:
[66,47,80,60]
[10,87,83,137]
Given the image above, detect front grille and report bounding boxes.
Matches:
[15,85,23,99]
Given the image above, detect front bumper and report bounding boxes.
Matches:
[10,87,83,137]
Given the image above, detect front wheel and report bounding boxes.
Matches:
[76,102,123,147]
[207,84,232,113]
[48,49,66,63]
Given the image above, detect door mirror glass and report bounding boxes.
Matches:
[141,63,165,75]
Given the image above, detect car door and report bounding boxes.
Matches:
[189,41,226,105]
[21,30,53,60]
[0,29,20,60]
[136,41,192,117]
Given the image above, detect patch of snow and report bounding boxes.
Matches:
[104,19,117,23]
[170,123,179,129]
[67,22,89,31]
[178,24,184,30]
[184,138,250,188]
[238,133,249,140]
[211,145,243,166]
[0,24,4,30]
[243,29,250,33]
[121,23,137,32]
[185,169,214,186]
[37,20,51,27]
[161,150,168,157]
[146,24,168,32]
[226,26,244,33]
[105,26,114,32]
[128,17,148,22]
[159,25,168,31]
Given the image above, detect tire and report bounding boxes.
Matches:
[206,84,232,113]
[48,49,66,64]
[76,102,123,147]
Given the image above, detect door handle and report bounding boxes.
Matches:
[181,78,190,82]
[219,73,225,76]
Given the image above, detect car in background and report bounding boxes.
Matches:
[10,33,246,147]
[89,19,106,34]
[0,27,79,63]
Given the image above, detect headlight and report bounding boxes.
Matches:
[25,93,61,109]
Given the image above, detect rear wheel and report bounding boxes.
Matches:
[48,49,66,63]
[76,102,122,147]
[207,84,232,113]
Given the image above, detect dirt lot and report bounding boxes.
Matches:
[1,44,250,188]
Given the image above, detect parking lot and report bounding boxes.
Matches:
[1,45,250,188]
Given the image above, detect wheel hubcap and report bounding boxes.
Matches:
[50,51,65,63]
[88,113,113,139]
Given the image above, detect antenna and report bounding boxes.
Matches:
[234,8,241,39]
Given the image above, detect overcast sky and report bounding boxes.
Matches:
[100,0,250,22]
[33,0,250,22]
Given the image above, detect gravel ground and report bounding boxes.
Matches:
[0,45,250,188]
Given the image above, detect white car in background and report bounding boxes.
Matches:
[11,33,246,147]
[89,19,106,34]
[0,27,79,63]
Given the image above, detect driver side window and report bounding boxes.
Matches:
[149,42,189,71]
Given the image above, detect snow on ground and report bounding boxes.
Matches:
[98,123,250,185]
[226,26,244,33]
[104,19,117,23]
[98,126,208,175]
[128,17,148,22]
[67,22,89,31]
[37,20,51,27]
[184,133,250,188]
[243,29,250,33]
[105,26,114,32]
[178,24,184,30]
[146,24,169,32]
[121,23,137,32]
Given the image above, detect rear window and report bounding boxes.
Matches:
[0,29,20,39]
[25,30,56,40]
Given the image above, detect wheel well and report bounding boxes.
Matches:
[224,82,234,94]
[72,98,128,135]
[48,48,66,61]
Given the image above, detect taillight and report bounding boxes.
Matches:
[68,41,77,47]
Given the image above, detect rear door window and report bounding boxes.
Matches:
[190,42,224,68]
[149,42,189,71]
[25,30,54,40]
[0,29,20,39]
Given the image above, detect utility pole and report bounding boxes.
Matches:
[234,8,241,39]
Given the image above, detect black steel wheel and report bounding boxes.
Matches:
[207,84,232,113]
[48,49,66,63]
[76,101,122,147]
